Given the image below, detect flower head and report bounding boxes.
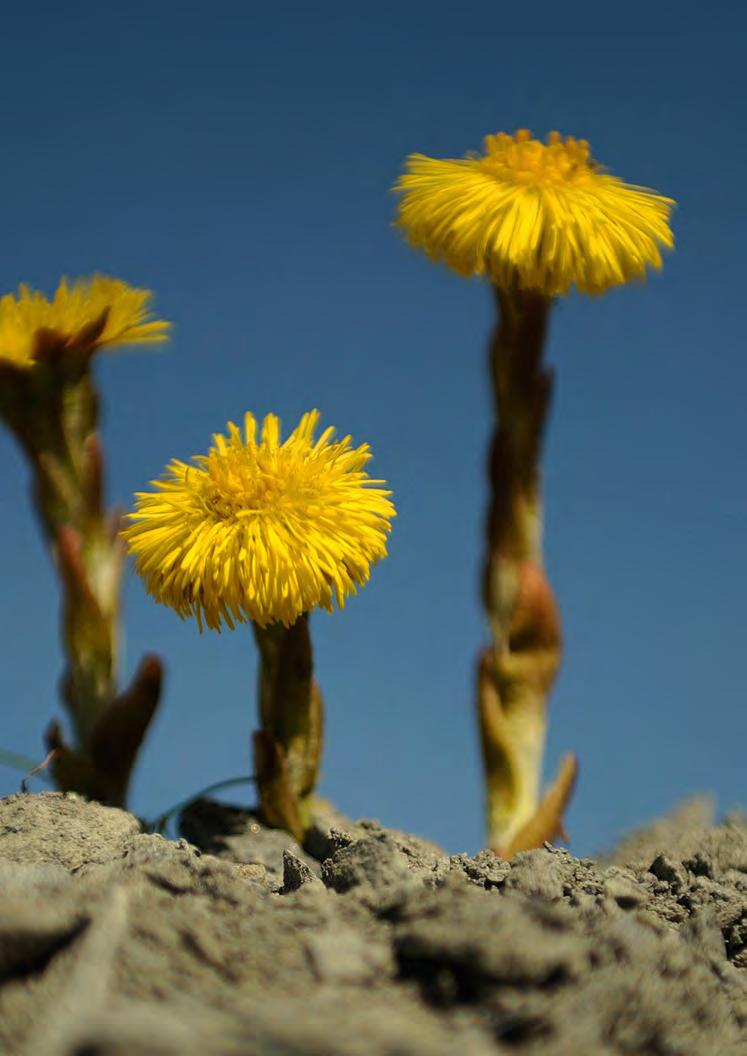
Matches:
[0,275,170,368]
[394,129,674,296]
[124,410,396,631]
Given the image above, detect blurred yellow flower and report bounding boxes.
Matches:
[124,410,396,631]
[0,275,170,367]
[395,129,674,296]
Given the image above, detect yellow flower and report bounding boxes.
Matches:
[0,275,170,367]
[395,129,675,296]
[124,410,396,631]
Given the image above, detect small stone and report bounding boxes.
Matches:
[648,854,687,893]
[322,833,411,894]
[282,850,323,894]
[683,852,714,879]
[503,850,566,901]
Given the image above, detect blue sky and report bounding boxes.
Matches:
[0,1,744,855]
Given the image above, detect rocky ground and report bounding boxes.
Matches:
[0,792,745,1056]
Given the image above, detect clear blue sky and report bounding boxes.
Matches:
[0,1,744,855]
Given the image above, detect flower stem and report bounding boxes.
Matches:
[0,343,161,807]
[251,614,323,844]
[478,285,575,855]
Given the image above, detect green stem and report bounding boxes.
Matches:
[251,615,323,842]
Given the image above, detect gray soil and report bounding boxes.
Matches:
[0,792,745,1056]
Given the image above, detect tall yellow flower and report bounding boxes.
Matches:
[395,129,675,296]
[125,410,396,631]
[0,275,170,368]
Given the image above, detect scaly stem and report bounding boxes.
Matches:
[251,614,323,844]
[0,331,161,806]
[478,285,575,855]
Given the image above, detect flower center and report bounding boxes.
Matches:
[198,445,314,523]
[479,129,596,187]
[204,474,291,519]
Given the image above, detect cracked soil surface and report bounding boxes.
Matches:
[0,792,745,1055]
